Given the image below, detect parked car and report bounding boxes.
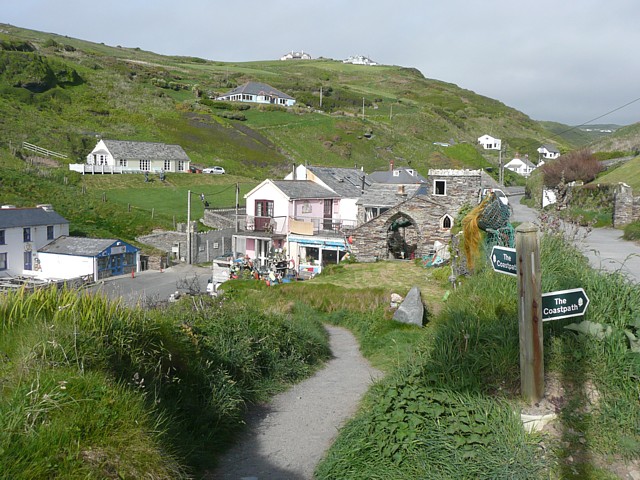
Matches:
[479,187,508,206]
[203,166,225,174]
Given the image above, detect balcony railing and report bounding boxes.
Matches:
[243,215,356,236]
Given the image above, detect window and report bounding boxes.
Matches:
[0,252,6,270]
[301,201,312,214]
[140,160,150,171]
[0,230,4,244]
[393,170,400,177]
[434,180,447,196]
[164,160,171,171]
[119,158,127,167]
[23,227,31,242]
[47,225,54,240]
[178,160,185,171]
[441,214,453,230]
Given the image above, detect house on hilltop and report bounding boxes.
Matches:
[216,81,296,107]
[70,139,191,175]
[280,50,312,61]
[343,55,378,66]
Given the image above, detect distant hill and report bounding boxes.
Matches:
[0,23,618,180]
[597,155,640,191]
[589,122,640,154]
[539,122,622,150]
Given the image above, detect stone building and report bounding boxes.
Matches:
[350,169,482,261]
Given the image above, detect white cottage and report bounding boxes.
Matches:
[478,134,502,150]
[216,82,296,107]
[70,140,191,174]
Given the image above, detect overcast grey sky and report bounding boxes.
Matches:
[4,0,640,125]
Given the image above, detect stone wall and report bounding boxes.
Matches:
[137,227,234,265]
[613,183,640,227]
[428,169,482,212]
[203,207,246,230]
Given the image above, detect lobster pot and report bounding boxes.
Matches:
[478,194,510,231]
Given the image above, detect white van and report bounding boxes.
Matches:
[479,188,509,206]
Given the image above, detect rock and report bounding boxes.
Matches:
[392,286,424,327]
[391,293,403,303]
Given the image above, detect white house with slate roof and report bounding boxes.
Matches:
[0,205,69,277]
[504,155,537,177]
[216,81,296,107]
[537,144,560,160]
[233,165,370,274]
[70,139,191,174]
[38,236,139,281]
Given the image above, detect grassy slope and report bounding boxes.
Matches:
[596,155,640,191]
[1,23,569,180]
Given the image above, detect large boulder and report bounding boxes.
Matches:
[392,286,424,327]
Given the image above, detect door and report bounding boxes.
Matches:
[110,254,124,276]
[255,200,274,231]
[323,199,333,231]
[24,251,32,271]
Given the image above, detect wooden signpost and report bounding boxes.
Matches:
[491,223,591,403]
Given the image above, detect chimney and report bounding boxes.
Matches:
[390,159,394,172]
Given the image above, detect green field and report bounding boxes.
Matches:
[596,155,640,191]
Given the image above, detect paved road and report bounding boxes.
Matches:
[89,263,212,306]
[510,195,640,283]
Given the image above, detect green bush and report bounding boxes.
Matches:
[623,220,640,241]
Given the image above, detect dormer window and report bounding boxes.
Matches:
[393,170,400,177]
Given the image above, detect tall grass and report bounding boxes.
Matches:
[316,232,640,478]
[0,286,330,477]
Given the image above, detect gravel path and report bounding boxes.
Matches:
[207,325,383,480]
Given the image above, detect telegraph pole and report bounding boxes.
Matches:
[187,190,192,264]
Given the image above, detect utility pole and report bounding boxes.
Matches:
[235,183,240,233]
[390,104,393,121]
[187,190,192,264]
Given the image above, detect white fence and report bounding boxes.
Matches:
[22,142,68,159]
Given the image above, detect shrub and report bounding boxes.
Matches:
[623,220,640,241]
[540,149,603,187]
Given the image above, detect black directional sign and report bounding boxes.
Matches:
[542,288,590,321]
[490,245,517,276]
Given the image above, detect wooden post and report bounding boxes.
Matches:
[151,208,154,219]
[516,222,543,403]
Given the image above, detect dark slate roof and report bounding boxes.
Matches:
[368,168,427,184]
[221,82,294,100]
[540,144,559,153]
[38,236,134,257]
[102,140,190,161]
[271,180,338,199]
[306,166,371,197]
[0,207,69,229]
[357,184,421,207]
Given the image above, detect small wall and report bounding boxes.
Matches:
[613,183,640,227]
[138,228,234,265]
[203,207,246,229]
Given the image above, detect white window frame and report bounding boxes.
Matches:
[140,159,150,171]
[440,214,454,230]
[433,180,447,196]
[0,252,7,270]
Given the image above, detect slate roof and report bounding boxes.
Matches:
[271,180,338,199]
[539,144,559,153]
[368,168,427,184]
[100,140,190,162]
[306,166,371,197]
[357,184,421,207]
[39,236,135,257]
[0,207,69,229]
[220,82,294,100]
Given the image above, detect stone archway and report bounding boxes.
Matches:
[384,212,420,260]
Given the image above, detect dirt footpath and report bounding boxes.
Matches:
[207,325,383,480]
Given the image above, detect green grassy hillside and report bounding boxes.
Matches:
[596,155,640,191]
[1,23,569,180]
